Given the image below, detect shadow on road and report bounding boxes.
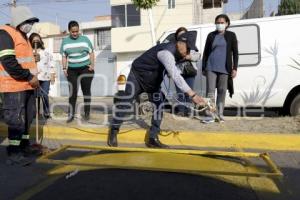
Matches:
[30,168,261,200]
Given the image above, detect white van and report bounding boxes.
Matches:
[117,14,300,116]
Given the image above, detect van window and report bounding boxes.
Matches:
[162,31,197,46]
[228,24,261,66]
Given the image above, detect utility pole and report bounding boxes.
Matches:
[55,13,58,25]
[239,0,245,18]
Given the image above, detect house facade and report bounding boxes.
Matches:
[38,18,116,97]
[110,0,228,78]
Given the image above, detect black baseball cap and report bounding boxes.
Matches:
[177,32,197,51]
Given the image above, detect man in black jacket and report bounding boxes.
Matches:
[108,32,208,148]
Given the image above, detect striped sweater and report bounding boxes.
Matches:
[60,35,93,68]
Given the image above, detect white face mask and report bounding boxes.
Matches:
[19,23,33,34]
[216,24,226,32]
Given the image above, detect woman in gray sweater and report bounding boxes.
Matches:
[202,14,239,123]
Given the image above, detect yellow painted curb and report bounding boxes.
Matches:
[1,122,300,151]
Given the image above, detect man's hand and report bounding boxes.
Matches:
[191,94,206,106]
[50,73,55,85]
[185,54,192,60]
[231,69,237,78]
[63,69,68,77]
[34,53,40,63]
[29,75,39,88]
[88,65,94,71]
[192,95,217,112]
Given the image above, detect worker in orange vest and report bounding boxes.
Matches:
[0,6,40,165]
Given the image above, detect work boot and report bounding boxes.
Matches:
[145,137,169,148]
[21,144,44,157]
[107,128,118,147]
[43,113,51,119]
[20,139,46,156]
[6,153,32,166]
[20,139,30,149]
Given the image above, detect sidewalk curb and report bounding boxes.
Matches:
[1,122,300,151]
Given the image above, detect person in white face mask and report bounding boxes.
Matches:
[201,14,239,123]
[0,6,40,165]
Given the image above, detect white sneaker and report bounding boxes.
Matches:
[219,115,225,123]
[201,117,215,124]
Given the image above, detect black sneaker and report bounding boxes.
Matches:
[82,114,90,121]
[176,111,186,117]
[43,114,51,119]
[145,137,169,148]
[66,115,74,123]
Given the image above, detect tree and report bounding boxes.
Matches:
[132,0,160,45]
[278,0,300,15]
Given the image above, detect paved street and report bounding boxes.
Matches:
[0,98,299,200]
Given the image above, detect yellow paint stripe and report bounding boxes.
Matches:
[1,123,300,151]
[42,125,300,151]
[46,152,281,194]
[17,153,280,199]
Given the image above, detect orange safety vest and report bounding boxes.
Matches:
[0,25,37,92]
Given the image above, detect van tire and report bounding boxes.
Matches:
[290,94,300,116]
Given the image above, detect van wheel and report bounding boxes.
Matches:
[290,94,300,116]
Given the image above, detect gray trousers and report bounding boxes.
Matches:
[206,71,228,117]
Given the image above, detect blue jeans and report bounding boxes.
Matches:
[111,71,165,139]
[38,80,50,116]
[175,75,195,114]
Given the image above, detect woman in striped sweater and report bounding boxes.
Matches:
[60,20,95,123]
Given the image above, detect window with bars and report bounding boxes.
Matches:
[95,29,111,50]
[168,0,175,9]
[111,4,141,27]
